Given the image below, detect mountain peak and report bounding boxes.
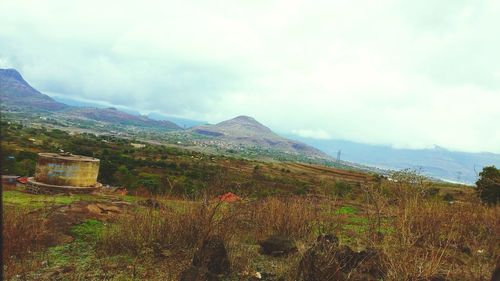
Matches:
[0,68,69,111]
[216,115,272,134]
[0,68,25,83]
[231,115,257,122]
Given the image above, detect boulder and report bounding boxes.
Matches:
[259,235,297,257]
[298,234,343,281]
[298,234,386,281]
[192,236,230,275]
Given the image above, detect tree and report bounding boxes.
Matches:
[476,166,500,205]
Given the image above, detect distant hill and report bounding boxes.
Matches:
[0,69,68,111]
[189,116,331,159]
[66,107,181,130]
[0,68,181,130]
[288,136,500,184]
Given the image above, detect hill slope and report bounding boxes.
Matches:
[0,68,181,130]
[189,116,331,159]
[0,69,68,111]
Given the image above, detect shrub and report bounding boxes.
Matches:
[442,193,454,202]
[334,181,353,198]
[476,166,500,205]
[424,187,440,198]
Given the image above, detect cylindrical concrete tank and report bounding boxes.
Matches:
[34,153,100,187]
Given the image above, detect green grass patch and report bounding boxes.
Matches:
[2,190,116,208]
[335,205,358,215]
[71,219,105,241]
[3,190,80,208]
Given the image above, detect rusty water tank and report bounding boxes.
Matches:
[34,153,100,187]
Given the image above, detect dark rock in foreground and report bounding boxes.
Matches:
[259,235,297,257]
[298,234,386,281]
[180,236,230,281]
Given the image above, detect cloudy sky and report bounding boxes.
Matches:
[1,0,499,153]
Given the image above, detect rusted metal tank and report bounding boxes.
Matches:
[34,153,100,187]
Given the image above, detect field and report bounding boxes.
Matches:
[2,122,499,280]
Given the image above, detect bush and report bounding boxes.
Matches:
[334,181,353,198]
[476,166,500,205]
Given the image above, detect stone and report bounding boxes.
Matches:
[96,203,121,213]
[298,234,386,281]
[298,234,343,281]
[259,235,297,257]
[192,236,230,275]
[316,233,339,246]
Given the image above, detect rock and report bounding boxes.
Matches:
[298,234,343,281]
[259,235,297,257]
[298,235,386,281]
[179,266,220,281]
[192,236,230,275]
[350,248,386,279]
[316,233,339,246]
[86,204,103,214]
[138,198,163,209]
[96,203,121,213]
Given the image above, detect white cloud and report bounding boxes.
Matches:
[292,129,332,140]
[1,0,499,153]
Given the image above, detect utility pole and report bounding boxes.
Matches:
[456,171,462,183]
[336,150,342,163]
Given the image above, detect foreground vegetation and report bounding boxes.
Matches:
[2,121,499,280]
[3,177,499,280]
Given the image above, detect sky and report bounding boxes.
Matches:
[1,0,499,153]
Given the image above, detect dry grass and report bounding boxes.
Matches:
[3,176,499,280]
[2,207,48,259]
[2,206,49,279]
[368,180,500,281]
[97,200,239,257]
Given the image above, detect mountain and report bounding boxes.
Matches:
[189,116,330,159]
[0,68,181,130]
[287,136,500,184]
[0,69,68,111]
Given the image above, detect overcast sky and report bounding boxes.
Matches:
[1,0,499,153]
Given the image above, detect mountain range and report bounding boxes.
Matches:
[287,136,500,184]
[0,69,180,130]
[0,68,331,162]
[2,68,499,183]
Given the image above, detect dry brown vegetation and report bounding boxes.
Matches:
[2,207,48,260]
[2,174,499,280]
[91,179,499,280]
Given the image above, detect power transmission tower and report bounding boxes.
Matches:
[337,150,342,163]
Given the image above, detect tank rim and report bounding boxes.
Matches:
[38,152,100,162]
